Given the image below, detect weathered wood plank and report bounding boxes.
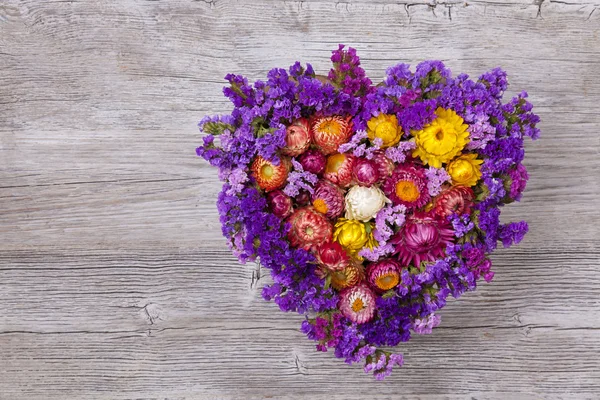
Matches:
[1,249,600,399]
[1,0,599,398]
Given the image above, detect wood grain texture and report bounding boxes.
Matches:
[1,0,599,399]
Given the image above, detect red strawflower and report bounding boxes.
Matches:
[324,153,355,187]
[316,241,350,273]
[287,207,333,251]
[312,115,353,155]
[432,185,474,218]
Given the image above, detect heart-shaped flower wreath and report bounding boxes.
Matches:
[196,45,539,379]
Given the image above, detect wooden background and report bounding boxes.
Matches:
[1,0,599,399]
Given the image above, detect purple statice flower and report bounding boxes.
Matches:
[478,67,508,99]
[359,296,412,347]
[262,282,283,301]
[374,356,401,380]
[425,167,451,197]
[364,351,404,381]
[364,352,387,374]
[386,353,404,372]
[385,63,412,88]
[460,243,495,283]
[508,163,529,201]
[283,158,318,197]
[498,221,529,248]
[384,141,416,163]
[358,242,395,262]
[255,125,286,164]
[334,323,363,363]
[345,344,376,365]
[222,168,249,195]
[329,44,373,96]
[300,313,345,352]
[397,99,437,134]
[411,60,452,96]
[372,204,407,243]
[476,205,501,252]
[480,173,507,207]
[360,204,406,261]
[289,61,315,79]
[413,313,441,334]
[502,91,541,140]
[449,214,475,238]
[466,111,496,150]
[338,130,382,159]
[481,136,525,174]
[223,74,255,108]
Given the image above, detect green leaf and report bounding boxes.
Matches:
[202,121,236,136]
[475,184,490,202]
[324,274,332,290]
[229,81,248,100]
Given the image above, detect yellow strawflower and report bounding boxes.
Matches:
[333,219,375,254]
[366,114,402,148]
[412,108,469,168]
[446,153,483,187]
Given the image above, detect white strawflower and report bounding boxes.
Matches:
[344,185,390,222]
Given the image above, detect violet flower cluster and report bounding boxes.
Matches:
[196,45,539,379]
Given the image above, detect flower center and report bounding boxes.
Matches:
[313,198,328,214]
[375,121,397,142]
[351,297,365,312]
[375,273,400,291]
[325,153,346,173]
[452,160,474,181]
[395,180,420,202]
[304,226,314,237]
[320,119,343,136]
[435,128,444,141]
[261,164,274,179]
[421,121,458,156]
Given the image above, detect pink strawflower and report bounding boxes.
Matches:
[352,158,380,186]
[311,115,353,155]
[366,259,402,292]
[266,190,293,219]
[298,149,327,174]
[372,151,394,181]
[312,180,345,219]
[382,164,430,210]
[281,118,311,157]
[391,211,454,267]
[339,284,376,324]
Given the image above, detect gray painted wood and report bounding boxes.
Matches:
[1,0,599,398]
